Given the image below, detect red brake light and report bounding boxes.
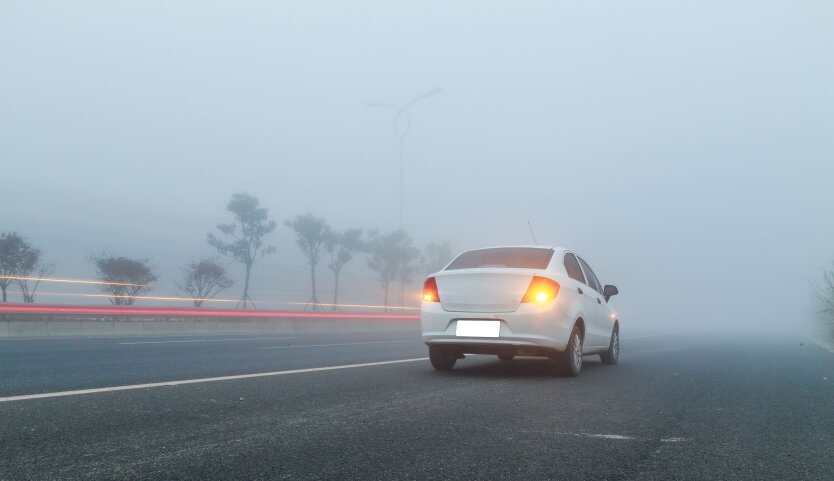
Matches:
[422,277,440,303]
[521,276,560,303]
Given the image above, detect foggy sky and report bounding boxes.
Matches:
[2,1,833,330]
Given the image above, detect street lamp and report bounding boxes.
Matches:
[367,87,442,230]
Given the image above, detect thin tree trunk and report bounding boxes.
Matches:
[29,278,42,304]
[1,286,6,302]
[383,282,389,312]
[400,279,405,313]
[241,263,252,309]
[310,263,317,305]
[332,268,341,310]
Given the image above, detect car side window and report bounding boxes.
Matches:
[563,253,586,284]
[578,257,602,293]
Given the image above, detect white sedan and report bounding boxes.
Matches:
[420,246,620,377]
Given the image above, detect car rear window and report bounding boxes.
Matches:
[445,248,554,270]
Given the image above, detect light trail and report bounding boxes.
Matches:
[12,291,420,311]
[27,291,239,304]
[0,304,420,320]
[282,301,420,311]
[0,275,146,287]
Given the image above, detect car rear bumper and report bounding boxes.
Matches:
[420,301,574,354]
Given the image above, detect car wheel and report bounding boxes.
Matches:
[600,327,619,365]
[497,353,515,361]
[429,346,456,371]
[554,325,583,377]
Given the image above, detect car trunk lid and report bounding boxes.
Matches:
[435,268,536,313]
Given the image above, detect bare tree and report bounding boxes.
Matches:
[179,259,233,307]
[208,192,276,309]
[366,230,416,311]
[17,261,55,303]
[420,241,453,275]
[0,232,41,302]
[285,213,331,310]
[325,228,364,310]
[90,255,156,305]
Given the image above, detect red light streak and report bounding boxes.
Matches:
[0,304,419,320]
[9,290,420,311]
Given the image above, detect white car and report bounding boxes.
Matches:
[420,246,619,377]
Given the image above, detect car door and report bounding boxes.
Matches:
[577,256,610,349]
[563,252,600,347]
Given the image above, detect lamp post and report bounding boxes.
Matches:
[367,88,442,230]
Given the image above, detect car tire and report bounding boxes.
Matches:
[497,353,515,361]
[554,325,583,377]
[429,346,456,371]
[600,326,619,365]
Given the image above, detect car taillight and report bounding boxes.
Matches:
[521,276,560,303]
[422,277,440,302]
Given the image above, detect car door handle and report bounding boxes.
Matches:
[597,298,602,304]
[578,287,584,295]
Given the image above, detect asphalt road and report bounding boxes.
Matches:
[1,327,833,480]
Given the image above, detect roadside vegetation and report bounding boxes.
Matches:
[90,255,157,305]
[285,213,331,311]
[179,259,234,308]
[325,228,364,310]
[0,192,452,310]
[366,230,419,312]
[207,193,277,309]
[0,232,51,303]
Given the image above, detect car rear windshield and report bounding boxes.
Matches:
[445,248,555,270]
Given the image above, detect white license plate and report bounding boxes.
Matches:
[455,320,500,338]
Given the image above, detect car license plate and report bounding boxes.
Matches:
[456,320,500,338]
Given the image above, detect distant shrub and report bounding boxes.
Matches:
[90,255,156,305]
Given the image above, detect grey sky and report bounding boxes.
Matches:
[2,1,833,328]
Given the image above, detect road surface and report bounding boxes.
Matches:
[1,326,832,480]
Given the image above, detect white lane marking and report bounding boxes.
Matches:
[0,357,429,403]
[561,432,690,442]
[561,432,635,440]
[119,337,295,345]
[258,340,414,350]
[582,434,635,440]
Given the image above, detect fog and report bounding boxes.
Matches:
[2,1,833,331]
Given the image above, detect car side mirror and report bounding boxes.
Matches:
[603,285,618,302]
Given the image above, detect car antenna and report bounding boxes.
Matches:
[527,220,538,246]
